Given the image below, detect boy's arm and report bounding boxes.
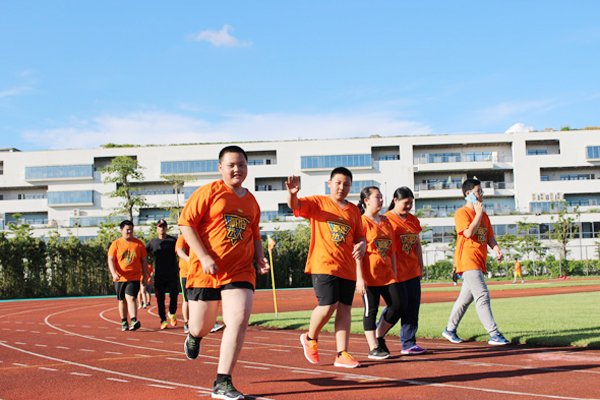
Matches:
[286,176,301,210]
[488,236,503,261]
[355,258,366,295]
[107,255,120,281]
[353,237,366,259]
[179,225,219,275]
[254,239,270,275]
[461,203,484,238]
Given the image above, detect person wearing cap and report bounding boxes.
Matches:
[146,219,180,329]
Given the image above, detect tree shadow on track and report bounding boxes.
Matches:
[510,326,600,347]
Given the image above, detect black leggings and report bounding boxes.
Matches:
[154,276,179,321]
[362,282,403,333]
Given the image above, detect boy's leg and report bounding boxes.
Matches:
[217,287,253,375]
[446,272,475,331]
[118,299,127,320]
[335,303,352,353]
[466,269,499,335]
[308,305,337,339]
[154,279,167,322]
[125,294,137,320]
[168,277,179,315]
[399,277,421,350]
[187,298,220,338]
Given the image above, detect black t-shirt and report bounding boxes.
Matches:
[146,236,178,278]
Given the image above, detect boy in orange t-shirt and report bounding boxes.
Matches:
[179,145,270,399]
[287,167,366,368]
[513,260,524,283]
[442,179,510,346]
[107,220,148,332]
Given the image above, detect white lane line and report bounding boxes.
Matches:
[244,366,270,370]
[104,351,122,355]
[2,328,9,331]
[106,377,129,383]
[82,325,91,328]
[291,370,321,375]
[15,329,26,332]
[134,354,151,357]
[56,346,69,350]
[166,357,186,362]
[268,349,290,352]
[47,332,58,335]
[126,338,141,341]
[34,344,48,347]
[149,340,163,343]
[15,342,26,345]
[80,349,95,352]
[13,363,28,367]
[39,367,58,371]
[70,372,92,377]
[203,361,219,365]
[105,336,117,339]
[148,384,175,389]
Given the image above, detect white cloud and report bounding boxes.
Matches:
[0,87,30,98]
[505,123,534,133]
[21,110,432,150]
[188,24,252,47]
[477,99,556,123]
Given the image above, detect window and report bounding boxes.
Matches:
[256,185,272,191]
[48,190,94,205]
[587,146,600,159]
[560,174,593,181]
[25,165,93,180]
[301,154,371,169]
[527,149,548,155]
[428,153,460,163]
[325,180,376,194]
[0,161,3,175]
[184,186,200,200]
[248,160,265,166]
[465,152,492,161]
[161,160,218,174]
[540,175,549,181]
[378,155,399,161]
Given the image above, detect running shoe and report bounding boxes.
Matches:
[368,346,390,360]
[184,333,201,360]
[401,345,427,355]
[376,336,390,354]
[211,322,225,333]
[334,351,360,368]
[184,323,189,334]
[488,332,510,345]
[121,321,129,331]
[160,320,168,330]
[168,312,177,327]
[212,376,244,399]
[300,333,319,364]
[138,302,143,309]
[442,328,463,343]
[130,319,141,331]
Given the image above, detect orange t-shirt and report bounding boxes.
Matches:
[178,180,261,289]
[294,195,365,281]
[514,262,522,273]
[384,211,422,282]
[141,264,154,285]
[361,215,397,287]
[175,235,190,278]
[107,237,147,282]
[454,206,494,274]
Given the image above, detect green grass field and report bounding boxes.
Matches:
[249,288,600,348]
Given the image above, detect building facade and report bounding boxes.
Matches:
[1,129,599,264]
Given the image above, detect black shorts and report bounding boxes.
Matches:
[180,277,188,302]
[312,274,356,306]
[114,281,141,300]
[187,281,255,301]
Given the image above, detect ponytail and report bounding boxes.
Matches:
[358,186,380,215]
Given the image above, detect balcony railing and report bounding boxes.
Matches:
[413,154,512,165]
[415,181,513,191]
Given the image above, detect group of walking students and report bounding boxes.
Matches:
[107,145,510,400]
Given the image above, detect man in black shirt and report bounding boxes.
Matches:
[146,219,179,329]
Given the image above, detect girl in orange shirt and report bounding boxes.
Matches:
[358,186,402,360]
[384,187,427,355]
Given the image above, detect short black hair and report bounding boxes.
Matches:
[462,178,481,196]
[219,145,248,162]
[330,167,353,182]
[120,220,134,230]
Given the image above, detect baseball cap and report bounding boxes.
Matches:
[157,219,168,227]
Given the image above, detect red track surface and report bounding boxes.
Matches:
[2,281,600,400]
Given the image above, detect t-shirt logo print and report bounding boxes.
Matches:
[400,234,418,254]
[327,221,351,247]
[223,214,250,246]
[121,250,135,265]
[475,226,487,245]
[374,238,392,259]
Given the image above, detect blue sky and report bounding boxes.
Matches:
[1,1,599,151]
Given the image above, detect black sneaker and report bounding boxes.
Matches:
[184,334,201,360]
[368,346,390,360]
[121,321,129,331]
[130,320,141,331]
[377,336,390,354]
[212,377,244,399]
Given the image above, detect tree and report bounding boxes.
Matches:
[160,174,197,222]
[101,156,148,221]
[516,219,547,277]
[549,201,580,276]
[497,233,519,277]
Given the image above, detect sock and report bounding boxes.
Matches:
[307,335,316,341]
[337,351,344,357]
[216,374,231,383]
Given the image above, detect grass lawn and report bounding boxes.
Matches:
[422,277,600,292]
[249,291,600,348]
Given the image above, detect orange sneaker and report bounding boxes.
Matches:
[334,351,360,368]
[168,312,177,327]
[300,333,319,364]
[160,320,168,330]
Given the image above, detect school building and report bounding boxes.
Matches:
[1,128,599,265]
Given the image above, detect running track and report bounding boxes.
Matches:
[2,282,600,400]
